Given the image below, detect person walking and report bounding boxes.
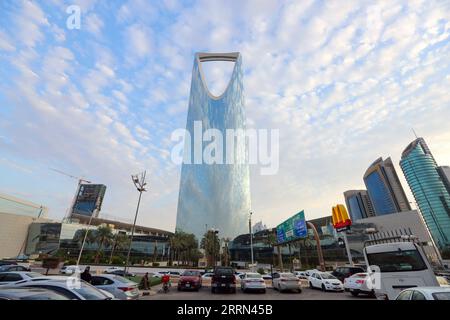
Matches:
[142,272,150,290]
[80,266,92,283]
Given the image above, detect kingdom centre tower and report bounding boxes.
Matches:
[175,52,250,242]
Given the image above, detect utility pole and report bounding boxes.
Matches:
[124,171,147,274]
[249,211,254,270]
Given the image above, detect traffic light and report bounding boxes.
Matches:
[332,204,352,232]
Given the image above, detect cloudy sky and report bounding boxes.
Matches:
[0,0,449,233]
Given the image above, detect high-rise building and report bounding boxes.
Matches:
[400,138,450,251]
[71,184,106,218]
[437,166,450,195]
[176,52,250,241]
[363,157,411,215]
[344,190,375,221]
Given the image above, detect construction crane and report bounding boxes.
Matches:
[50,168,91,222]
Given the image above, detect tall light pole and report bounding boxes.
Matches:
[249,211,254,269]
[124,171,147,274]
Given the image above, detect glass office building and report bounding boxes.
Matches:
[363,157,411,215]
[400,138,450,252]
[344,190,375,221]
[176,52,250,241]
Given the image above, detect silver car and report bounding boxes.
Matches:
[0,272,43,285]
[91,274,139,300]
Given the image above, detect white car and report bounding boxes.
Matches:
[293,271,308,280]
[305,269,318,277]
[104,266,123,274]
[343,273,375,297]
[240,273,266,293]
[395,287,450,300]
[91,274,139,300]
[60,265,80,275]
[0,272,44,285]
[309,272,344,292]
[13,276,114,300]
[272,272,302,293]
[201,272,214,279]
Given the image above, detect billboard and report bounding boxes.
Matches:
[331,204,352,232]
[72,184,106,217]
[276,210,307,244]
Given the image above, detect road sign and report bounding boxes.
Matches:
[276,210,307,244]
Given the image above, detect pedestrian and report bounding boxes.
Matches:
[80,266,92,283]
[142,272,150,290]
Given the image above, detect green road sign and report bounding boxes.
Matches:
[276,210,307,244]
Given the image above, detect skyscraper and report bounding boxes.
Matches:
[363,157,411,216]
[437,166,450,195]
[344,190,375,221]
[176,52,250,242]
[400,138,450,251]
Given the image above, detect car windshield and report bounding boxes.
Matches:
[432,292,450,300]
[182,271,200,276]
[281,273,296,279]
[246,273,262,279]
[73,282,109,300]
[320,273,337,279]
[367,249,427,272]
[215,268,233,275]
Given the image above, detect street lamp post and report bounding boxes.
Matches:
[249,211,254,270]
[124,171,147,274]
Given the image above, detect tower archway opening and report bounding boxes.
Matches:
[200,60,236,97]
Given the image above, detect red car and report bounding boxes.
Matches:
[178,270,202,291]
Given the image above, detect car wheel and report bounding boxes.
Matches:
[177,287,181,291]
[278,284,282,293]
[351,291,359,297]
[232,288,236,294]
[262,289,266,294]
[211,287,215,294]
[309,282,313,289]
[321,284,326,292]
[297,288,302,294]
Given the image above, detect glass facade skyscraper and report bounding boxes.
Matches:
[344,190,375,221]
[176,52,250,242]
[400,138,450,251]
[363,157,411,216]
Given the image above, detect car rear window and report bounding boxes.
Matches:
[182,271,200,276]
[215,268,233,275]
[246,273,262,279]
[432,292,450,300]
[73,283,109,300]
[366,249,427,272]
[114,276,135,284]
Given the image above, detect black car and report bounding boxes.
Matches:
[211,267,236,293]
[0,265,30,272]
[107,270,135,277]
[331,266,365,283]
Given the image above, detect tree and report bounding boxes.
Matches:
[93,225,113,264]
[263,230,277,268]
[108,233,130,264]
[200,230,220,267]
[169,231,199,266]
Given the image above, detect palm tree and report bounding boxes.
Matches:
[108,233,130,264]
[263,230,277,269]
[94,225,113,264]
[200,230,220,267]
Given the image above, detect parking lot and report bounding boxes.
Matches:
[142,282,373,300]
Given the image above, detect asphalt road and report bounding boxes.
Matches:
[141,285,373,300]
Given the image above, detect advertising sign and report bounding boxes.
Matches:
[276,210,307,244]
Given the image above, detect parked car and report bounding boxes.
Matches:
[0,287,70,300]
[395,287,450,300]
[0,272,43,285]
[240,273,266,293]
[309,272,344,292]
[91,274,139,300]
[178,270,202,291]
[262,274,272,280]
[211,267,236,293]
[0,265,30,272]
[272,272,302,293]
[60,265,80,275]
[201,272,214,279]
[293,271,308,280]
[332,266,365,283]
[343,273,375,297]
[107,269,136,277]
[304,269,318,277]
[152,271,168,278]
[364,239,439,300]
[0,261,17,266]
[13,276,114,300]
[104,266,123,274]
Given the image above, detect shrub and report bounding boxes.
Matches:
[152,262,160,267]
[65,259,77,266]
[257,268,265,275]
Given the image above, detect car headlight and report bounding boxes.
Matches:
[325,281,330,284]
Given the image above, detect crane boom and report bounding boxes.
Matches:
[50,168,91,183]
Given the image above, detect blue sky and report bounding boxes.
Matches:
[0,0,449,232]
